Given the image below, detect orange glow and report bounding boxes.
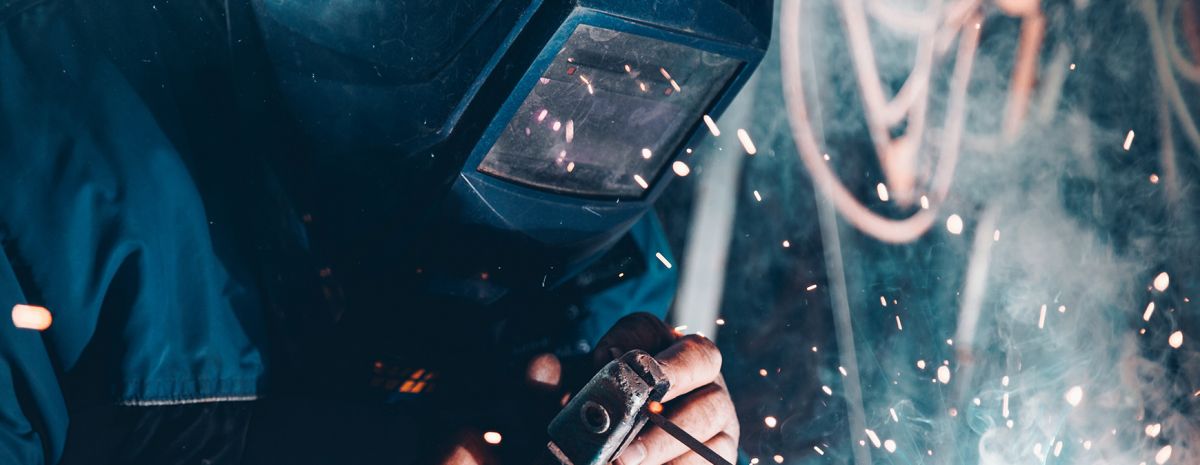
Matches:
[648,401,664,414]
[12,304,51,331]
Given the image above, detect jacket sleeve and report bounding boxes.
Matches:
[0,245,68,464]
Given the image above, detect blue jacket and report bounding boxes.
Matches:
[0,1,677,462]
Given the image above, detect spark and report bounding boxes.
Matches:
[889,408,898,422]
[11,304,52,331]
[578,75,594,95]
[1169,330,1184,348]
[838,366,848,376]
[669,79,681,92]
[821,385,833,395]
[750,459,759,465]
[537,109,548,122]
[1054,441,1063,456]
[813,446,824,455]
[895,315,903,330]
[648,401,664,414]
[1083,440,1092,450]
[1069,63,1076,70]
[876,183,890,201]
[1065,386,1084,406]
[1154,272,1170,291]
[1151,173,1160,184]
[736,129,757,155]
[946,338,954,346]
[1002,375,1010,386]
[823,153,830,161]
[1058,305,1066,313]
[552,121,561,131]
[1155,445,1172,464]
[565,120,574,142]
[655,252,672,269]
[920,195,930,209]
[883,439,896,453]
[1146,423,1162,437]
[623,64,632,73]
[639,81,647,92]
[812,346,818,352]
[1039,304,1047,329]
[880,296,887,306]
[674,325,688,333]
[566,162,575,172]
[753,190,762,202]
[1144,302,1157,321]
[672,161,690,176]
[806,284,817,291]
[483,431,502,445]
[973,398,981,406]
[993,229,1000,241]
[1002,392,1010,418]
[864,429,882,448]
[917,360,926,369]
[759,369,768,377]
[937,365,951,384]
[716,318,725,326]
[634,174,649,189]
[950,408,959,417]
[702,114,721,136]
[659,67,672,80]
[1124,130,1135,150]
[946,214,964,234]
[764,416,778,428]
[641,148,652,159]
[782,240,791,248]
[773,455,783,464]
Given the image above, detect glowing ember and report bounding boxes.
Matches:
[764,416,778,428]
[702,114,721,136]
[1154,272,1170,291]
[1065,386,1084,406]
[633,174,649,189]
[655,252,672,269]
[876,183,890,201]
[483,431,502,445]
[1124,129,1135,150]
[864,429,881,448]
[946,214,964,234]
[1169,331,1184,348]
[936,365,951,384]
[672,161,690,177]
[737,129,757,155]
[11,304,51,331]
[648,401,663,414]
[1155,445,1172,464]
[641,148,652,159]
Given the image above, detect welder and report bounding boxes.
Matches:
[0,0,770,463]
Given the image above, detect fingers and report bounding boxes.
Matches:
[665,432,738,465]
[619,383,736,465]
[656,334,722,402]
[594,312,677,367]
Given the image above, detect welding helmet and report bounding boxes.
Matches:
[250,0,772,295]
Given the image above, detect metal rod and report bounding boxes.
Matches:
[644,411,733,465]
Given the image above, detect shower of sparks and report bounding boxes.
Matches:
[634,174,649,189]
[936,365,951,384]
[1065,386,1084,406]
[702,114,721,136]
[1146,423,1162,437]
[11,304,51,331]
[764,416,778,428]
[1123,129,1135,150]
[655,252,672,269]
[1169,330,1184,348]
[920,195,930,209]
[483,431,502,445]
[753,190,763,202]
[672,161,691,176]
[641,148,652,159]
[1154,271,1170,291]
[1038,304,1047,329]
[884,440,897,453]
[865,429,882,448]
[876,183,890,201]
[895,315,903,330]
[736,129,758,155]
[946,214,964,234]
[1156,445,1172,464]
[1144,302,1156,321]
[806,284,817,291]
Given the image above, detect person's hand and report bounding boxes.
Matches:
[592,313,739,465]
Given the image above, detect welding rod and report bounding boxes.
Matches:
[645,410,734,465]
